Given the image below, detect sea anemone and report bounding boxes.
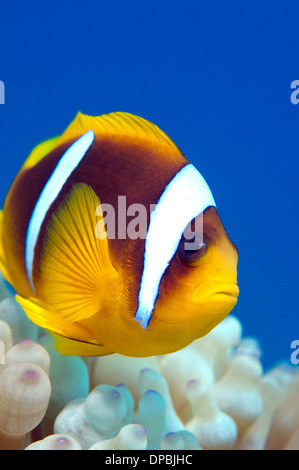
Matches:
[0,273,298,450]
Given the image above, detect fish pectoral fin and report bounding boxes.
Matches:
[19,182,120,356]
[36,182,120,323]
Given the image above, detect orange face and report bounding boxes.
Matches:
[89,206,238,357]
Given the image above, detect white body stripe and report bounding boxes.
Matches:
[25,130,95,290]
[134,163,216,329]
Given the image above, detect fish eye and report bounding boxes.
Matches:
[178,236,207,266]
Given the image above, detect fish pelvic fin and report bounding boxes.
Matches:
[51,333,114,356]
[16,295,113,356]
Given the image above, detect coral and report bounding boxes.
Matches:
[54,383,134,449]
[0,273,298,450]
[26,433,82,450]
[185,380,237,450]
[38,333,90,435]
[89,424,147,450]
[0,362,51,449]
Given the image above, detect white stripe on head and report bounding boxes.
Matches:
[134,163,216,329]
[25,130,95,290]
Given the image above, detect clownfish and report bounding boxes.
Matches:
[0,112,238,357]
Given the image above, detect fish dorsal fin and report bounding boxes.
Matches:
[21,112,182,170]
[56,111,182,154]
[22,136,59,169]
[35,182,120,323]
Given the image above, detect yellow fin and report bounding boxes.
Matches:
[0,210,4,271]
[16,295,112,356]
[16,295,91,339]
[37,182,120,323]
[0,210,14,286]
[55,111,182,154]
[51,333,113,356]
[21,112,182,172]
[22,136,59,169]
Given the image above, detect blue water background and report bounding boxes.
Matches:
[0,1,298,369]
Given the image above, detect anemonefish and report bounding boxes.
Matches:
[0,112,238,357]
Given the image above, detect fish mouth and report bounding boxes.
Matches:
[215,283,239,299]
[191,282,239,304]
